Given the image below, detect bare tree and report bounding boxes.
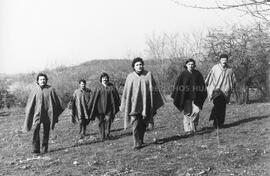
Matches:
[203,23,270,103]
[145,33,168,93]
[171,0,270,21]
[145,31,206,94]
[145,31,206,60]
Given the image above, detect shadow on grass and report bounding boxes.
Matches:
[248,97,270,104]
[111,128,125,132]
[49,132,134,153]
[223,114,270,128]
[152,127,215,145]
[49,139,103,153]
[145,115,270,146]
[0,111,10,116]
[50,115,269,153]
[87,127,127,136]
[49,126,166,153]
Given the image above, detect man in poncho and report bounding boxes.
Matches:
[88,72,120,141]
[120,57,164,149]
[69,79,91,139]
[24,73,64,154]
[171,59,207,135]
[205,54,236,128]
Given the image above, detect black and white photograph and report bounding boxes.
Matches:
[0,0,270,175]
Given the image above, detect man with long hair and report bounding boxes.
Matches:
[171,58,207,135]
[88,72,120,141]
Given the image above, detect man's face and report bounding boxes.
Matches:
[220,57,228,67]
[101,76,109,85]
[80,82,86,90]
[38,76,47,87]
[134,61,144,73]
[186,61,195,71]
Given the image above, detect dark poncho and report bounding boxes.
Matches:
[88,82,120,120]
[69,88,91,123]
[171,69,207,111]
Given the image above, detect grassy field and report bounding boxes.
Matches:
[0,99,269,176]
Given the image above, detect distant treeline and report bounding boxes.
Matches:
[1,24,270,108]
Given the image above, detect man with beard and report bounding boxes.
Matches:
[88,73,120,141]
[24,73,64,154]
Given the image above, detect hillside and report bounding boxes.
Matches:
[2,58,186,107]
[0,100,269,175]
[7,58,184,84]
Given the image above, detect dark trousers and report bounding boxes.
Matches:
[132,115,147,148]
[32,122,50,152]
[209,95,227,128]
[98,115,113,140]
[79,119,87,136]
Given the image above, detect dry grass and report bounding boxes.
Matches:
[0,100,270,176]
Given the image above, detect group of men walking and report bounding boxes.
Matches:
[172,54,236,135]
[23,54,236,154]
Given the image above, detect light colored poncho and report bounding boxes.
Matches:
[120,70,164,129]
[24,84,64,131]
[205,64,236,102]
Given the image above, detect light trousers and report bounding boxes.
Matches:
[183,99,200,132]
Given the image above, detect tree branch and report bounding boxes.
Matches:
[170,0,270,21]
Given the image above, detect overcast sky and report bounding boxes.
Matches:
[0,0,253,74]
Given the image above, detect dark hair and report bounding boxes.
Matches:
[132,57,144,68]
[99,72,109,82]
[36,73,48,82]
[79,79,86,84]
[184,58,196,69]
[220,54,228,60]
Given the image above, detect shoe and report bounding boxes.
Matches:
[133,145,142,150]
[185,131,195,136]
[99,137,105,142]
[32,150,40,154]
[213,122,218,129]
[217,125,224,129]
[147,123,154,131]
[42,146,48,153]
[79,134,85,139]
